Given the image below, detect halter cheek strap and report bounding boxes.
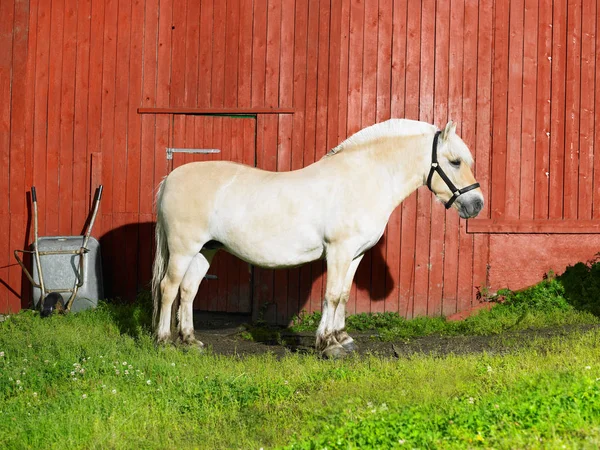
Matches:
[426,131,480,209]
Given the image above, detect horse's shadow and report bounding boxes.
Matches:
[99,222,394,334]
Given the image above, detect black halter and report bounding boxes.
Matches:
[426,131,480,209]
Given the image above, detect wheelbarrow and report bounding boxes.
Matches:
[14,186,104,316]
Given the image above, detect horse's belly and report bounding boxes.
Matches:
[221,234,325,269]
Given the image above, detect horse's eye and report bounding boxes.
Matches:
[449,159,461,167]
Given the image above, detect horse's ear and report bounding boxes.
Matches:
[441,121,456,141]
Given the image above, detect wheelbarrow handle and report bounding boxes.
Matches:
[31,186,37,203]
[94,185,103,203]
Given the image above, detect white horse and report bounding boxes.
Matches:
[152,119,483,358]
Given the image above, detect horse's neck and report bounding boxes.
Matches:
[337,134,431,209]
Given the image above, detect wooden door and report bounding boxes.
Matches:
[170,115,255,313]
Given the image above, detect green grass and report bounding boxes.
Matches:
[2,302,600,448]
[289,277,600,340]
[3,259,600,448]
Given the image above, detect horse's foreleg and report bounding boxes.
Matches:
[317,249,353,359]
[178,250,216,347]
[156,254,195,343]
[333,255,363,353]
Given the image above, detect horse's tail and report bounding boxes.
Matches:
[152,178,169,331]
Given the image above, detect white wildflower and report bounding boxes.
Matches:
[171,363,175,367]
[124,370,129,375]
[585,366,592,370]
[146,380,151,385]
[468,397,475,404]
[33,392,37,397]
[122,362,127,366]
[15,380,21,385]
[0,351,5,357]
[82,394,87,399]
[71,371,76,376]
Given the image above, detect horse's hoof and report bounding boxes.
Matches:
[322,345,348,360]
[180,336,205,351]
[155,334,172,346]
[341,340,358,353]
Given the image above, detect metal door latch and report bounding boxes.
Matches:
[166,148,221,160]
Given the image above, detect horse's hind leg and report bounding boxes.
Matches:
[156,253,196,343]
[178,250,217,347]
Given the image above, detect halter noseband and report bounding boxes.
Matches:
[426,131,480,209]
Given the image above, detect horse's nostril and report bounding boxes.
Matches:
[472,198,483,213]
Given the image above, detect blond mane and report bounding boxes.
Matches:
[325,119,437,157]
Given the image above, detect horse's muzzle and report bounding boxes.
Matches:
[457,197,483,219]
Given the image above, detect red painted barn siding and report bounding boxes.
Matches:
[1,0,599,323]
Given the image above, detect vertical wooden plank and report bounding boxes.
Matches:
[519,0,538,220]
[399,0,421,318]
[457,0,477,312]
[354,0,377,314]
[216,118,230,312]
[534,0,552,219]
[125,0,144,215]
[337,0,350,147]
[442,0,464,316]
[251,0,267,107]
[237,0,253,108]
[505,0,524,220]
[578,0,595,219]
[430,0,449,317]
[211,0,226,107]
[227,118,242,312]
[300,0,319,313]
[413,0,435,318]
[387,0,408,315]
[72,0,91,232]
[345,0,364,314]
[238,117,255,313]
[9,0,29,219]
[308,0,330,315]
[472,0,493,301]
[8,0,31,310]
[373,0,393,313]
[154,0,173,201]
[9,214,26,311]
[278,0,295,324]
[224,0,240,108]
[46,0,66,236]
[139,0,159,217]
[549,0,567,219]
[113,0,132,215]
[99,0,119,238]
[57,0,77,236]
[33,0,52,238]
[198,0,213,107]
[490,0,509,220]
[170,0,186,168]
[171,0,187,108]
[594,0,600,218]
[327,0,341,152]
[0,0,15,311]
[87,0,105,218]
[292,0,309,315]
[563,0,581,219]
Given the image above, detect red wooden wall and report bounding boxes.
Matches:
[1,0,599,324]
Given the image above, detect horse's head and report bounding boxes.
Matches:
[426,121,484,219]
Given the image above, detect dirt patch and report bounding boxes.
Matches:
[192,313,600,358]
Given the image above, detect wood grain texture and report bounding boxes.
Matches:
[1,0,598,323]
